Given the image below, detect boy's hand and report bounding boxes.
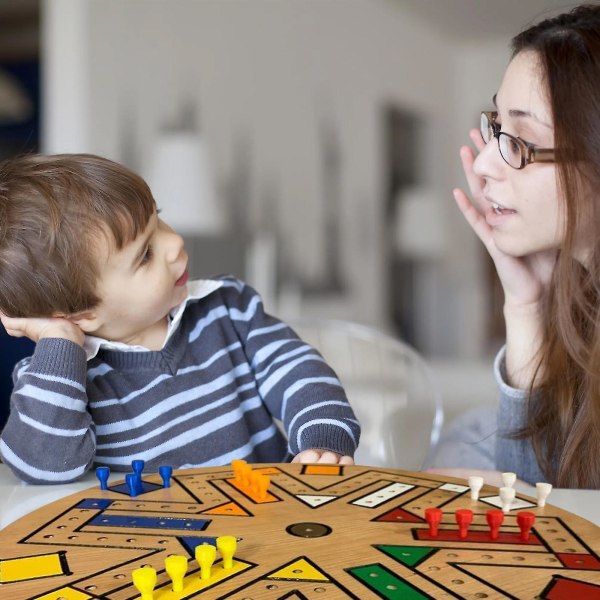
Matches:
[0,313,85,346]
[292,449,354,465]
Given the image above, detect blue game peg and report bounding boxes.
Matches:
[126,473,140,497]
[96,466,110,490]
[159,465,173,488]
[131,459,145,476]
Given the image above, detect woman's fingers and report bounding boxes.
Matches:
[453,187,493,248]
[469,127,485,152]
[459,145,486,210]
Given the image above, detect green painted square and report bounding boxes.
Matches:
[376,544,436,568]
[348,563,432,599]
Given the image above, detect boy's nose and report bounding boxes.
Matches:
[167,230,185,262]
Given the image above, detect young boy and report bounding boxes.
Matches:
[0,153,360,484]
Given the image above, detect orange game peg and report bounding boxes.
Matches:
[249,470,261,495]
[164,554,188,592]
[424,507,442,537]
[239,463,253,490]
[517,511,536,542]
[231,459,247,485]
[132,566,157,600]
[195,543,216,580]
[216,535,237,570]
[257,473,271,500]
[486,509,504,540]
[455,509,473,539]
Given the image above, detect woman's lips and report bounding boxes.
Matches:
[490,201,516,215]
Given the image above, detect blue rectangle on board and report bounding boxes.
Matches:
[77,498,114,510]
[179,536,217,554]
[88,514,210,531]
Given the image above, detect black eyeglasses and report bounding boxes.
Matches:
[480,111,556,170]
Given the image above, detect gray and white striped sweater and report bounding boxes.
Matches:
[0,277,360,484]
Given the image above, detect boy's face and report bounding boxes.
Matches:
[83,213,189,348]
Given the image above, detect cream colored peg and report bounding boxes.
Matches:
[499,486,516,513]
[468,476,484,500]
[536,482,553,507]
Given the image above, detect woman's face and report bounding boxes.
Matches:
[473,50,566,258]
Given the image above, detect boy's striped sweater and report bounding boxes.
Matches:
[0,277,360,483]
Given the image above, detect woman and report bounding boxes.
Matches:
[449,4,600,489]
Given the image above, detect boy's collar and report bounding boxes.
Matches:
[82,278,224,360]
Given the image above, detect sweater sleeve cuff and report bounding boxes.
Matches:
[493,345,530,400]
[294,422,358,458]
[29,338,88,382]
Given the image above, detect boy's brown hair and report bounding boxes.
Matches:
[0,153,156,317]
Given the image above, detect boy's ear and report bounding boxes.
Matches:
[66,310,101,333]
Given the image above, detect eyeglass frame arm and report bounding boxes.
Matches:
[481,110,556,169]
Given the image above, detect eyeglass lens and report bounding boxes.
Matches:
[499,135,522,168]
[480,113,493,143]
[480,112,522,169]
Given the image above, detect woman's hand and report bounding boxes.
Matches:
[456,129,556,387]
[1,313,85,346]
[455,129,556,309]
[292,449,354,465]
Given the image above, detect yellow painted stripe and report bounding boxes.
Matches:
[35,587,93,600]
[0,552,65,583]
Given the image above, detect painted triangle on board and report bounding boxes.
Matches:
[376,544,437,568]
[202,501,251,516]
[374,507,425,523]
[542,575,600,599]
[296,494,337,508]
[276,591,310,600]
[267,556,330,582]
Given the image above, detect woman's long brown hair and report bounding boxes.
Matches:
[511,5,600,488]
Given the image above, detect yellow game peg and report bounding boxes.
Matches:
[132,566,157,600]
[164,554,188,593]
[216,535,237,570]
[195,543,217,580]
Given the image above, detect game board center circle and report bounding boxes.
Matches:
[286,522,332,538]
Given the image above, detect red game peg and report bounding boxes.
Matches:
[455,509,473,539]
[424,507,443,537]
[486,509,504,540]
[517,511,536,542]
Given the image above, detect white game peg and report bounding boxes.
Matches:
[468,476,484,500]
[536,482,553,507]
[499,486,516,513]
[501,472,517,488]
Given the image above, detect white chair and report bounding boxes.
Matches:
[288,317,444,470]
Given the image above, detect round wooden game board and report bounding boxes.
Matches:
[1,463,600,599]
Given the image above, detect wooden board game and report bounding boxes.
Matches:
[1,463,600,599]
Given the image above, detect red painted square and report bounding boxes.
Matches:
[416,528,542,545]
[556,553,600,571]
[544,576,600,599]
